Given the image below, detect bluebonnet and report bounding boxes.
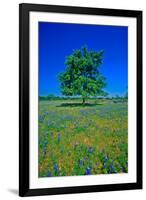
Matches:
[126,161,128,167]
[39,115,44,123]
[48,121,52,127]
[54,164,59,173]
[121,166,125,172]
[44,111,49,115]
[109,163,115,172]
[47,171,51,177]
[103,155,108,162]
[86,147,94,157]
[79,110,89,116]
[89,147,94,153]
[83,124,88,129]
[78,159,83,166]
[103,162,106,169]
[63,115,74,121]
[84,156,87,161]
[86,167,91,175]
[43,140,48,150]
[43,147,47,157]
[58,133,61,142]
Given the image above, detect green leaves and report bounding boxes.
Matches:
[58,46,107,100]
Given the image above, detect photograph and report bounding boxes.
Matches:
[38,22,128,178]
[19,3,142,196]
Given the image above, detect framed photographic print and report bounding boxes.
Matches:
[19,3,142,197]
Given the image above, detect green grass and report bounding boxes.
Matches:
[38,99,128,177]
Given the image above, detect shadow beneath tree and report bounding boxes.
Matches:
[56,103,102,107]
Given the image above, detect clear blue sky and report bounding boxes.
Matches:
[39,22,128,97]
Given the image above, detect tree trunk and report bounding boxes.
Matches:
[82,98,85,104]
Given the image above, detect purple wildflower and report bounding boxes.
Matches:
[39,115,44,123]
[126,161,128,167]
[89,147,94,153]
[58,133,61,142]
[47,171,51,177]
[110,163,115,172]
[121,166,125,172]
[86,167,91,175]
[78,159,83,166]
[103,162,106,169]
[54,164,59,173]
[103,155,108,162]
[43,147,47,157]
[44,111,49,115]
[84,156,87,161]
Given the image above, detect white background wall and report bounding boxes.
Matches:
[0,0,145,199]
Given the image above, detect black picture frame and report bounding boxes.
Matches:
[19,3,143,197]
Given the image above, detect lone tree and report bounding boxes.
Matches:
[59,46,107,104]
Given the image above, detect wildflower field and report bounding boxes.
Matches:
[38,99,128,177]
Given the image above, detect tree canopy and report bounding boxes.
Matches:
[58,46,107,104]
